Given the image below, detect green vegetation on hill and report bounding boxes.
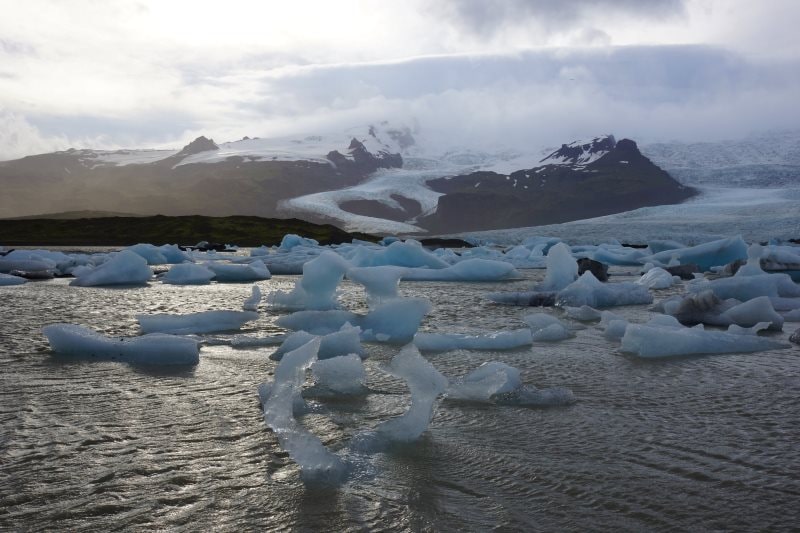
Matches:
[0,215,378,247]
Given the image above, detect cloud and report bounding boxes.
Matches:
[0,110,69,160]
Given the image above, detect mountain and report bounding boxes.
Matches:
[0,124,407,221]
[414,137,695,233]
[0,126,695,235]
[641,130,800,188]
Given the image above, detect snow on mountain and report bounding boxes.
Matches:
[642,130,800,188]
[176,123,414,167]
[538,135,616,168]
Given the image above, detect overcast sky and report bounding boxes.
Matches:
[0,0,798,159]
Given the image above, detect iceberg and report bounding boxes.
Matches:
[620,318,789,358]
[70,250,152,287]
[688,272,800,308]
[667,290,784,330]
[137,310,259,334]
[349,240,449,269]
[537,242,578,291]
[43,324,199,365]
[636,267,677,289]
[125,243,168,265]
[206,260,271,282]
[523,313,574,342]
[271,324,364,361]
[259,338,348,485]
[446,361,575,406]
[162,263,215,285]
[414,329,532,352]
[347,266,407,306]
[563,305,602,322]
[269,251,350,310]
[556,272,653,308]
[402,259,521,282]
[641,236,749,271]
[310,354,367,395]
[359,298,433,343]
[0,273,26,286]
[243,285,262,311]
[279,234,319,251]
[352,344,448,449]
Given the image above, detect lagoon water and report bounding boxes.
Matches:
[1,260,799,531]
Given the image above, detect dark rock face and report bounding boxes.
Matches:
[175,136,219,158]
[666,264,700,280]
[577,258,609,282]
[326,138,402,175]
[418,135,696,233]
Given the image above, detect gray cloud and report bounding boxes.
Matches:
[435,0,687,37]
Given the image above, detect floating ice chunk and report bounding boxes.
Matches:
[641,236,748,271]
[688,273,800,302]
[352,344,448,449]
[785,309,800,322]
[125,243,168,265]
[279,234,319,251]
[230,334,286,347]
[43,324,199,365]
[243,285,262,311]
[523,313,573,341]
[603,319,629,341]
[137,310,259,334]
[414,329,532,352]
[556,272,653,308]
[359,298,432,343]
[207,260,270,282]
[537,243,578,291]
[158,244,191,264]
[0,273,26,286]
[310,354,367,395]
[260,338,348,485]
[587,245,648,266]
[347,266,407,306]
[70,250,152,287]
[349,240,449,269]
[636,267,677,289]
[0,256,56,274]
[735,243,768,277]
[276,310,359,335]
[647,239,686,254]
[620,320,788,358]
[269,251,349,310]
[667,290,783,330]
[447,362,521,401]
[402,259,521,281]
[162,263,215,285]
[563,305,601,321]
[272,324,364,361]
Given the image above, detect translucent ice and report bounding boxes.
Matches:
[310,354,367,395]
[359,298,433,343]
[537,242,578,291]
[667,291,784,330]
[347,266,407,306]
[563,305,602,321]
[162,263,215,285]
[413,329,532,352]
[206,260,271,282]
[269,251,350,310]
[125,243,168,265]
[43,324,199,365]
[137,310,259,334]
[523,313,573,341]
[352,344,448,448]
[260,338,347,485]
[641,236,748,271]
[243,285,262,311]
[446,362,521,401]
[556,272,653,308]
[349,240,449,269]
[0,273,26,286]
[620,319,789,358]
[70,250,152,287]
[636,267,677,289]
[402,259,521,282]
[271,324,364,361]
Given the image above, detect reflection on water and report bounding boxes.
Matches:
[1,267,799,531]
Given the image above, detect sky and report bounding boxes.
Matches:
[0,0,798,160]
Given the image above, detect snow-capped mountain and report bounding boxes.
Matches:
[642,130,800,188]
[0,127,693,235]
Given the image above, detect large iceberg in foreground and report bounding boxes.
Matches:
[620,316,789,358]
[70,250,152,287]
[137,310,259,334]
[259,338,348,485]
[347,266,407,306]
[269,251,350,310]
[352,344,448,450]
[43,324,199,365]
